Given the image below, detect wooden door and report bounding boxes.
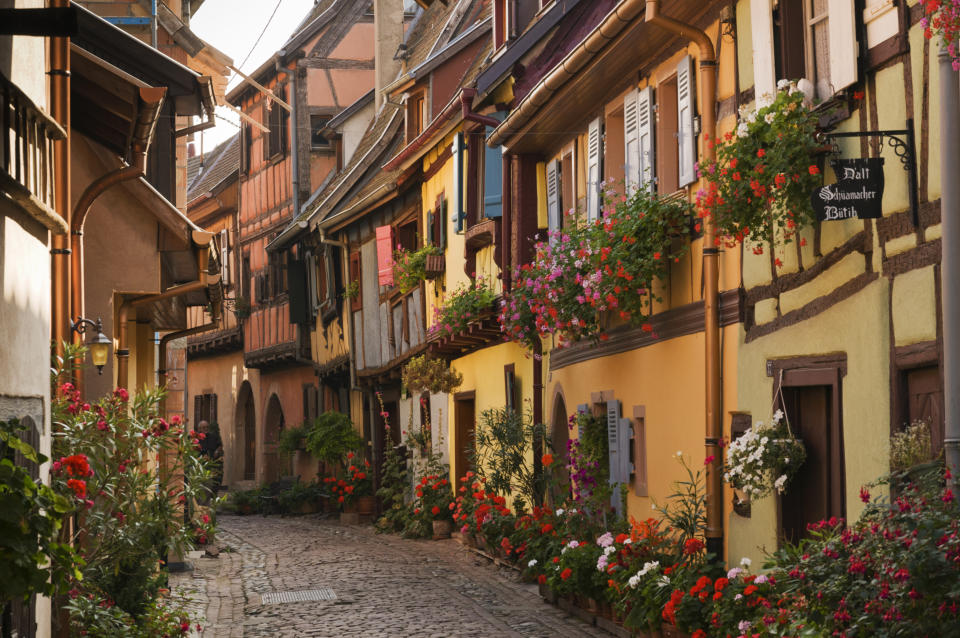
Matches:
[454,393,476,486]
[779,382,844,544]
[241,386,256,481]
[904,365,944,457]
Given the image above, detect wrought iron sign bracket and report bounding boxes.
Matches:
[823,118,919,226]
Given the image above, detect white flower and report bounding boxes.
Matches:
[628,574,641,588]
[740,557,752,568]
[528,559,538,568]
[774,474,788,492]
[555,508,564,516]
[764,112,775,124]
[597,532,614,548]
[773,409,784,423]
[622,538,632,545]
[739,620,752,632]
[745,109,758,124]
[735,593,744,601]
[784,457,790,465]
[777,79,791,90]
[675,450,683,458]
[737,122,750,138]
[757,94,774,109]
[638,561,660,577]
[727,567,743,580]
[658,576,671,587]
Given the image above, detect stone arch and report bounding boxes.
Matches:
[237,381,256,481]
[262,393,285,483]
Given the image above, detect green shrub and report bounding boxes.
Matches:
[304,411,363,466]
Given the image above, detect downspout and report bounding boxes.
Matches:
[320,229,357,391]
[51,0,71,356]
[460,88,501,128]
[532,338,544,502]
[644,0,722,558]
[158,321,217,383]
[277,54,300,215]
[71,88,165,394]
[939,43,960,501]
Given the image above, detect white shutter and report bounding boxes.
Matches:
[677,55,697,188]
[637,86,655,191]
[863,0,898,49]
[623,88,640,195]
[586,117,601,220]
[546,159,561,232]
[751,0,776,101]
[219,229,230,287]
[606,399,624,515]
[829,0,859,92]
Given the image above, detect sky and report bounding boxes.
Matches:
[189,0,316,152]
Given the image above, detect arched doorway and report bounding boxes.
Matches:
[237,382,256,481]
[551,392,569,461]
[263,394,285,483]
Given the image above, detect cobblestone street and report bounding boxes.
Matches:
[171,514,610,638]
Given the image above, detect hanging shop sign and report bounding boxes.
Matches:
[811,158,885,221]
[815,120,919,225]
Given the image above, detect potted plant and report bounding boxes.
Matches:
[722,409,806,502]
[402,355,463,395]
[393,244,442,293]
[304,411,364,467]
[890,419,940,485]
[430,276,497,339]
[231,295,251,319]
[278,424,307,455]
[278,481,323,515]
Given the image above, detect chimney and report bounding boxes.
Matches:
[374,0,403,111]
[187,141,197,158]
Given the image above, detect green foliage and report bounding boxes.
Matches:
[278,424,308,454]
[64,588,201,638]
[393,244,442,293]
[375,440,411,534]
[473,407,548,513]
[401,355,463,395]
[227,486,262,514]
[342,281,360,300]
[304,411,363,466]
[277,481,324,513]
[431,276,497,338]
[652,453,707,546]
[0,418,80,605]
[403,452,454,538]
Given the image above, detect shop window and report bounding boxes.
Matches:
[775,365,845,545]
[311,115,332,150]
[752,0,858,101]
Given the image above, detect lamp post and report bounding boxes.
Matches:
[70,317,111,374]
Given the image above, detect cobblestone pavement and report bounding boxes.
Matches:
[171,513,611,638]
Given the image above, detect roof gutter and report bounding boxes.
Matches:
[486,0,647,148]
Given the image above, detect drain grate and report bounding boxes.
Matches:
[260,589,337,604]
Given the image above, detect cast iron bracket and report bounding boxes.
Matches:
[823,118,919,226]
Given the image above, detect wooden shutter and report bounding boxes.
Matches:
[586,117,601,220]
[427,210,436,246]
[452,133,465,232]
[483,138,503,218]
[439,197,448,249]
[751,0,776,100]
[219,229,230,287]
[863,0,899,49]
[606,399,624,515]
[375,225,395,287]
[637,87,655,190]
[288,258,309,324]
[546,159,561,232]
[828,0,858,92]
[305,251,318,314]
[677,55,697,187]
[623,88,640,195]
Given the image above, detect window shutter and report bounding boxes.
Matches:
[546,159,561,232]
[828,0,859,92]
[287,258,309,324]
[863,0,899,48]
[211,394,218,424]
[452,133,465,232]
[586,117,601,220]
[375,225,395,287]
[305,251,318,314]
[219,229,230,287]
[751,0,776,100]
[349,252,363,311]
[632,408,648,496]
[677,55,697,187]
[483,138,503,218]
[637,87,655,190]
[606,399,624,515]
[623,88,640,195]
[194,395,203,426]
[439,197,448,249]
[427,210,436,246]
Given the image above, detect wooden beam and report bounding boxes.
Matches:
[227,64,292,112]
[221,103,269,133]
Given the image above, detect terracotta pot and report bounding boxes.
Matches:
[356,495,376,516]
[432,519,452,540]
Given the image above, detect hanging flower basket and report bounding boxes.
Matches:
[723,409,806,500]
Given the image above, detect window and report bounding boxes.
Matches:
[194,393,218,426]
[493,0,508,49]
[263,85,289,160]
[656,76,679,194]
[624,86,656,195]
[406,92,426,142]
[428,193,447,249]
[773,363,845,545]
[751,0,858,102]
[504,364,517,413]
[302,385,319,424]
[242,255,251,299]
[311,115,332,150]
[452,134,465,232]
[349,251,363,311]
[897,364,945,458]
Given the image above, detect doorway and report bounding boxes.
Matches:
[238,382,256,481]
[454,391,476,486]
[263,394,285,482]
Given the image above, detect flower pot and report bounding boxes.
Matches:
[238,503,254,515]
[339,511,360,525]
[356,495,376,516]
[432,519,452,540]
[424,254,445,279]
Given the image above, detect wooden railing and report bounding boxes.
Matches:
[0,71,67,233]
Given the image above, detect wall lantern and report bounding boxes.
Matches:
[70,317,112,374]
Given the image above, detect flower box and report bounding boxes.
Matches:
[660,624,690,638]
[424,254,445,279]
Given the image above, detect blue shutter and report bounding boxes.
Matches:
[483,135,503,218]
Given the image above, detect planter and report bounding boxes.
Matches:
[432,519,452,540]
[538,582,558,604]
[595,615,633,638]
[424,254,445,279]
[339,511,360,525]
[293,500,320,515]
[356,495,376,516]
[661,624,690,638]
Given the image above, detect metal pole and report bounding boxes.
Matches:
[939,44,960,500]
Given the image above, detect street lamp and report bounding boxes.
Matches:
[70,317,112,375]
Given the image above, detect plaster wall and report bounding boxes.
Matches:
[185,351,246,485]
[256,364,315,484]
[730,280,891,566]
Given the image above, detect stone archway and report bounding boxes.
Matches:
[262,394,285,483]
[237,381,256,482]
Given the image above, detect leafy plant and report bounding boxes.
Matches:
[923,0,960,70]
[227,486,262,514]
[430,276,497,338]
[890,418,936,472]
[473,406,549,513]
[723,409,806,500]
[342,280,360,300]
[697,82,822,252]
[231,295,251,319]
[402,355,463,395]
[277,480,324,513]
[393,244,442,293]
[375,437,411,534]
[500,185,692,346]
[278,424,308,454]
[304,411,363,466]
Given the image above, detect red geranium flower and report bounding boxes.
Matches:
[560,568,572,581]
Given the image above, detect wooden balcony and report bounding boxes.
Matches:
[426,309,504,359]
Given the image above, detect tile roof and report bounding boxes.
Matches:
[187,133,240,204]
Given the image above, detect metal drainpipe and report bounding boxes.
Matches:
[51,0,71,357]
[939,44,960,500]
[158,321,217,385]
[151,0,158,48]
[645,0,723,559]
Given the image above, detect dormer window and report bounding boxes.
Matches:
[406,91,426,142]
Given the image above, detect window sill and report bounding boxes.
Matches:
[464,218,497,251]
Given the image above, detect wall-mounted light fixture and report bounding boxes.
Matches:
[70,317,112,375]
